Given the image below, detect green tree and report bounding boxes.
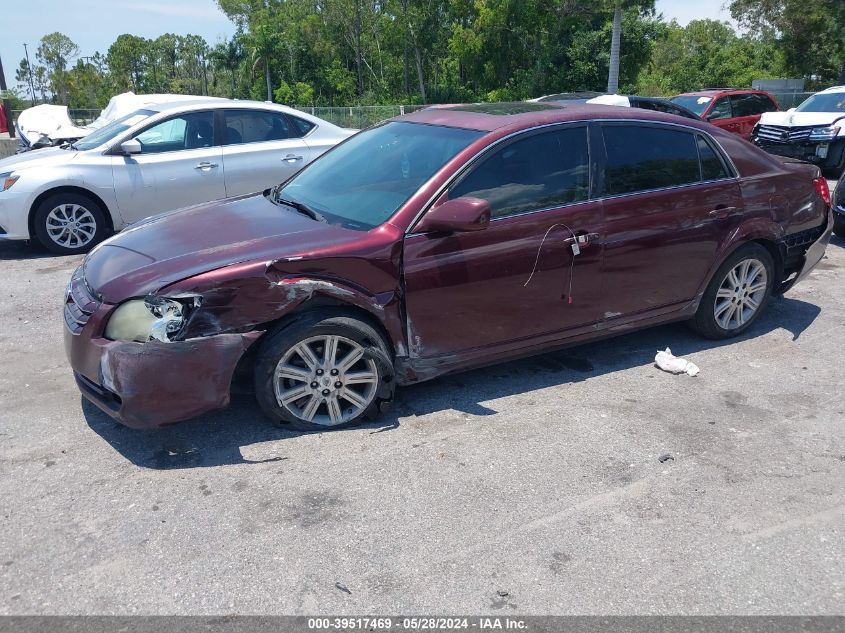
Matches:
[635,19,786,95]
[107,34,151,92]
[729,0,845,83]
[209,36,245,98]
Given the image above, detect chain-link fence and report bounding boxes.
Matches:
[292,104,429,128]
[769,92,816,109]
[5,93,829,136]
[9,105,429,132]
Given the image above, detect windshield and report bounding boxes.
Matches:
[72,109,157,151]
[276,121,484,230]
[795,92,845,113]
[670,95,713,116]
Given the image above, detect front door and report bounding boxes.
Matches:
[705,96,742,136]
[220,108,316,197]
[112,110,225,224]
[597,123,743,319]
[402,125,605,361]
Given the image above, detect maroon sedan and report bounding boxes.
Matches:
[65,103,833,431]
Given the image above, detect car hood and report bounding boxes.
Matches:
[83,193,362,303]
[759,110,845,128]
[0,147,79,171]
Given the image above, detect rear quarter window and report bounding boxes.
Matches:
[600,125,701,195]
[697,135,730,181]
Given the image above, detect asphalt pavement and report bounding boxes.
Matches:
[0,187,842,615]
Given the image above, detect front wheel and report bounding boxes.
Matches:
[254,311,395,431]
[689,244,774,340]
[33,192,108,255]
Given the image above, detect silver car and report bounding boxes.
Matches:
[0,99,355,254]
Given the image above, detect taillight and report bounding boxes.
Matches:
[813,177,831,207]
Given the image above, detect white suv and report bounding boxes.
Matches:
[752,85,845,176]
[0,99,355,254]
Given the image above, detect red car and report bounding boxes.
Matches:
[65,103,832,431]
[671,89,780,140]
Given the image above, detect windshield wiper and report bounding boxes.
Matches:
[276,196,327,223]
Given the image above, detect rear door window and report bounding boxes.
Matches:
[600,125,701,195]
[730,94,775,117]
[449,126,590,218]
[756,94,778,113]
[223,110,292,144]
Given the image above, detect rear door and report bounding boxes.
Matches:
[111,110,225,224]
[403,124,606,359]
[730,93,778,140]
[220,108,316,197]
[597,123,742,320]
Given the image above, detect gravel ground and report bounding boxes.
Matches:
[0,186,842,615]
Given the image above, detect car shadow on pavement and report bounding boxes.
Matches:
[82,296,821,470]
[0,240,73,262]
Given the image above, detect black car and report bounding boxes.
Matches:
[537,94,702,121]
[835,170,845,237]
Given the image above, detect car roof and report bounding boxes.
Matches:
[676,89,768,97]
[817,85,845,94]
[142,98,333,128]
[399,102,715,133]
[150,98,309,116]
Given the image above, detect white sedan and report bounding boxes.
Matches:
[0,99,356,254]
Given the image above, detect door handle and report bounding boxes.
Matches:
[562,232,600,247]
[283,154,304,163]
[709,205,738,219]
[194,162,218,170]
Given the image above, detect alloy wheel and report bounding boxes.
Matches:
[45,204,97,250]
[273,334,379,426]
[713,258,768,330]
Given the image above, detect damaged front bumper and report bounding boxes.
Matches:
[64,275,262,429]
[754,137,845,170]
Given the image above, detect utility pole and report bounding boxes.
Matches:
[23,43,36,105]
[607,2,622,94]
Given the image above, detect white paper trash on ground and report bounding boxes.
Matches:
[654,348,700,376]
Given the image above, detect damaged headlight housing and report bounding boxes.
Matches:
[104,296,200,343]
[809,126,841,141]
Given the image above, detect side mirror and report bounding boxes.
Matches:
[120,139,142,155]
[415,196,491,234]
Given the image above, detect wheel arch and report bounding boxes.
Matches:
[692,236,783,314]
[230,298,397,394]
[28,186,115,239]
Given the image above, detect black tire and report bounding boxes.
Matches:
[254,310,395,431]
[834,215,845,239]
[825,142,845,179]
[33,192,108,255]
[689,243,775,340]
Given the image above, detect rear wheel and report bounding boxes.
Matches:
[689,244,774,340]
[33,192,108,255]
[254,311,395,431]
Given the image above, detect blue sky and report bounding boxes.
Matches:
[0,0,735,92]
